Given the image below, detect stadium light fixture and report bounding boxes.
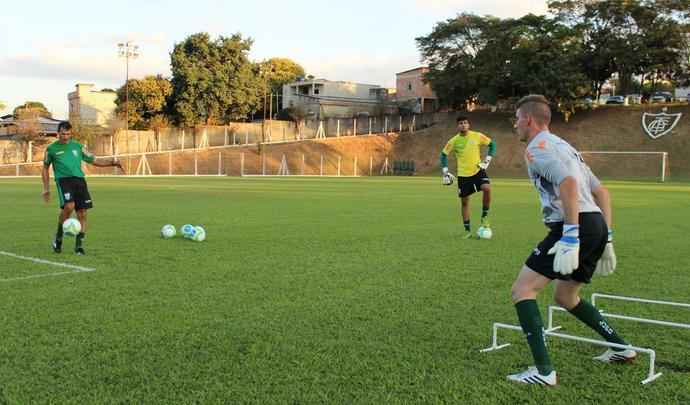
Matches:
[118,41,140,137]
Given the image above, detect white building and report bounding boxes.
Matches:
[68,83,117,126]
[282,78,395,118]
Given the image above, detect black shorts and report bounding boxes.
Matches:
[525,212,608,284]
[458,169,490,198]
[56,177,93,210]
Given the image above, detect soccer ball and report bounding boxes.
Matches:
[62,218,81,237]
[192,226,206,242]
[181,224,197,239]
[477,226,493,240]
[161,224,176,239]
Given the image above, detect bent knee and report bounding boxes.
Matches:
[554,293,579,310]
[511,283,534,304]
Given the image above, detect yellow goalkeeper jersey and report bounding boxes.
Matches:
[442,131,492,177]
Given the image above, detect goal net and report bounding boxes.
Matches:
[580,151,669,182]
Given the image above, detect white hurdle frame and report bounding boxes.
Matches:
[480,322,662,384]
[548,293,690,332]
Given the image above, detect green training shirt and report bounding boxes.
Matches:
[43,140,95,179]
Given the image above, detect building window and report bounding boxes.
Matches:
[314,89,319,95]
[407,83,412,91]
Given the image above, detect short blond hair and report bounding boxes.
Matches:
[516,94,551,125]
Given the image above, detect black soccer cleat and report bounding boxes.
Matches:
[52,239,62,253]
[74,247,85,256]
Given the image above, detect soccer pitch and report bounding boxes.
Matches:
[1,177,689,404]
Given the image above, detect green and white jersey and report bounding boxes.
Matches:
[43,140,95,179]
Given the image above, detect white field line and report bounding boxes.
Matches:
[0,251,96,282]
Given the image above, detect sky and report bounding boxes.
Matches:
[0,0,548,119]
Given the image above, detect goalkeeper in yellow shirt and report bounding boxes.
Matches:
[440,115,496,238]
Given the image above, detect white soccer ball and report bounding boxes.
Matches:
[192,226,206,242]
[161,224,176,239]
[477,226,493,240]
[62,218,82,237]
[181,224,197,239]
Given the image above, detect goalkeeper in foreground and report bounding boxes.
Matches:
[507,95,630,386]
[439,115,496,239]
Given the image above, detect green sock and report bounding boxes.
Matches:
[76,233,85,248]
[55,223,63,241]
[569,299,628,350]
[515,300,553,375]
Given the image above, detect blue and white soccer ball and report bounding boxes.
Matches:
[191,226,206,242]
[161,224,176,239]
[477,226,493,240]
[62,218,81,237]
[181,224,197,239]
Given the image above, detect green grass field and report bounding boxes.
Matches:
[1,176,689,404]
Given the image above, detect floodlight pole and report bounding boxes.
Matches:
[118,41,139,140]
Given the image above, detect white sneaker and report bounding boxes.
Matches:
[507,366,557,386]
[593,348,637,363]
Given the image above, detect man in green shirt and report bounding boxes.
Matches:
[41,121,122,255]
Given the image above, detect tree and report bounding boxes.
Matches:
[416,13,489,108]
[548,0,690,95]
[71,118,104,146]
[13,101,52,118]
[507,14,589,105]
[115,75,172,130]
[0,101,6,112]
[169,32,262,126]
[259,57,306,94]
[416,13,588,110]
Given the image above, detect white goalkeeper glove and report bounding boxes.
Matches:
[441,167,455,186]
[478,155,492,170]
[547,224,580,275]
[595,230,616,276]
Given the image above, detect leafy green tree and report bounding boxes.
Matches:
[13,101,51,118]
[549,0,690,95]
[115,75,172,130]
[170,32,262,126]
[507,14,589,103]
[417,13,588,109]
[259,58,306,94]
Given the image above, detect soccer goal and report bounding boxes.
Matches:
[580,151,669,182]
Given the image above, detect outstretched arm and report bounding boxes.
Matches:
[91,157,123,170]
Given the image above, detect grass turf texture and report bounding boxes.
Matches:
[1,177,689,404]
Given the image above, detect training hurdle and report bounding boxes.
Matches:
[548,293,690,332]
[480,322,662,384]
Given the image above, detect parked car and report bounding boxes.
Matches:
[606,95,626,105]
[651,92,673,103]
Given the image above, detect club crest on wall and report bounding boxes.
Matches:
[642,108,682,139]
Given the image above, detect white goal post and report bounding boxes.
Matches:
[580,151,669,182]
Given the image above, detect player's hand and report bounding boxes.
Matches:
[42,190,50,203]
[441,167,455,186]
[547,224,579,275]
[595,230,616,276]
[478,156,492,170]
